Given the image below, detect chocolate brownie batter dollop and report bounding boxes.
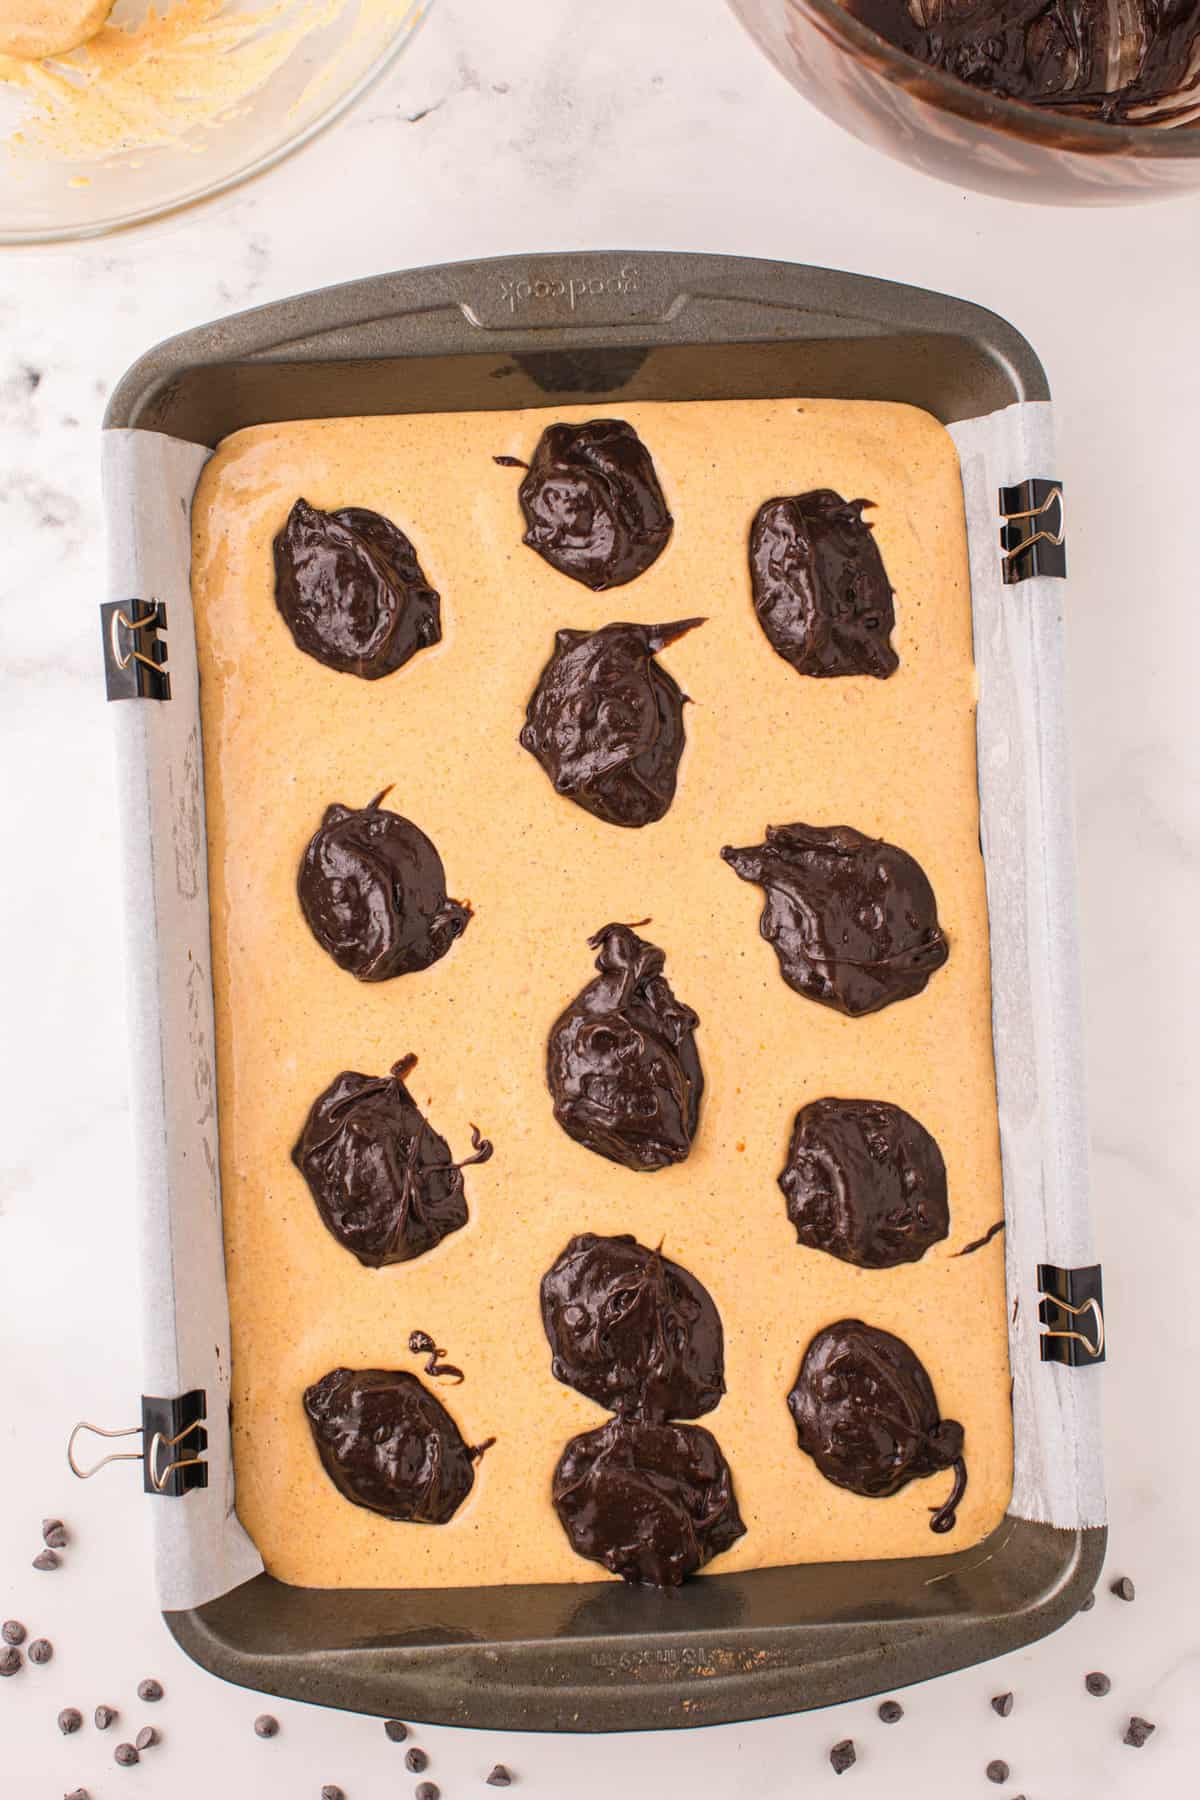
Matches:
[273,499,441,678]
[302,1367,488,1524]
[847,0,1200,125]
[552,1416,746,1585]
[547,923,703,1170]
[298,790,470,981]
[517,420,673,588]
[788,1319,967,1533]
[750,490,897,678]
[520,618,703,827]
[540,1233,725,1421]
[292,1055,492,1267]
[721,822,948,1015]
[780,1098,949,1268]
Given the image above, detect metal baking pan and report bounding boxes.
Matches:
[100,251,1105,1731]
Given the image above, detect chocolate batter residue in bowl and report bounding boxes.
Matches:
[303,1367,491,1524]
[273,499,441,679]
[846,0,1200,126]
[552,1415,746,1586]
[750,489,897,678]
[292,1054,492,1268]
[520,618,704,827]
[779,1097,949,1268]
[540,1233,725,1421]
[721,821,949,1015]
[298,789,470,982]
[547,922,703,1171]
[788,1319,967,1533]
[516,420,674,588]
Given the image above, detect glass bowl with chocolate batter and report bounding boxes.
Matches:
[730,0,1200,203]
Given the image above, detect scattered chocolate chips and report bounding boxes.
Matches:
[486,1767,514,1787]
[1080,1591,1096,1611]
[1086,1671,1112,1696]
[298,792,470,983]
[779,1097,949,1268]
[42,1518,68,1548]
[304,1366,485,1523]
[986,1761,1009,1784]
[273,498,441,679]
[415,1784,439,1800]
[135,1726,159,1751]
[1124,1715,1156,1747]
[27,1637,52,1664]
[517,419,673,589]
[877,1700,903,1723]
[405,1747,429,1773]
[114,1743,139,1767]
[552,1415,745,1586]
[540,1233,725,1421]
[137,1678,163,1702]
[829,1738,857,1774]
[32,1549,60,1570]
[749,489,897,679]
[547,921,703,1171]
[94,1704,118,1729]
[384,1718,409,1742]
[254,1713,279,1738]
[1,1619,25,1645]
[991,1691,1014,1717]
[721,822,949,1016]
[58,1708,83,1734]
[1111,1575,1136,1602]
[0,1648,21,1677]
[520,618,703,828]
[293,1055,490,1267]
[788,1319,967,1533]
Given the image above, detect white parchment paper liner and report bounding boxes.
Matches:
[102,400,1103,1612]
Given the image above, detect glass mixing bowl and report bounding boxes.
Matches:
[0,0,432,242]
[729,0,1200,204]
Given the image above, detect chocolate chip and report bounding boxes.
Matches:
[0,1647,21,1677]
[991,1691,1014,1717]
[321,1788,345,1800]
[384,1719,409,1741]
[985,1761,1009,1784]
[64,1790,90,1799]
[1124,1716,1156,1748]
[877,1701,903,1724]
[1,1620,25,1645]
[135,1726,158,1750]
[42,1518,68,1548]
[405,1747,428,1773]
[1111,1576,1136,1602]
[137,1678,163,1701]
[58,1708,83,1734]
[114,1743,139,1766]
[94,1704,118,1729]
[486,1765,513,1786]
[415,1785,439,1800]
[32,1549,60,1570]
[1086,1672,1112,1696]
[1080,1591,1096,1611]
[829,1739,856,1774]
[254,1713,279,1737]
[27,1637,52,1664]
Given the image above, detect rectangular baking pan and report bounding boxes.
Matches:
[101,251,1105,1731]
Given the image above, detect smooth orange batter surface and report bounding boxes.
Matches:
[191,397,1013,1589]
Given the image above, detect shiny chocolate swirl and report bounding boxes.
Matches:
[517,420,673,588]
[303,1367,489,1524]
[750,490,897,679]
[779,1098,949,1268]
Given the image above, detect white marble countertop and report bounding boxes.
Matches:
[2,2,1198,1795]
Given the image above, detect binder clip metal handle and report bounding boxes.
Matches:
[66,1392,208,1496]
